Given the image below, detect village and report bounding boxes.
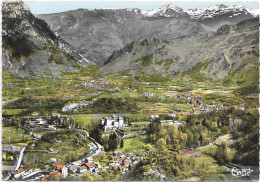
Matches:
[12,150,142,181]
[2,66,256,181]
[2,107,188,181]
[76,78,122,89]
[3,100,224,181]
[2,78,242,181]
[2,81,235,180]
[3,112,148,181]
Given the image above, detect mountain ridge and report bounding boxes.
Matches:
[99,18,259,81]
[37,3,255,65]
[2,1,94,78]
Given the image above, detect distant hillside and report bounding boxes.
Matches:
[37,4,254,65]
[37,9,212,65]
[100,18,259,82]
[2,1,93,78]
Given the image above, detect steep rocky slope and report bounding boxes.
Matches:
[100,18,259,80]
[2,1,93,78]
[37,4,255,66]
[37,9,213,65]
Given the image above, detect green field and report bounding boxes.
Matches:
[2,63,258,181]
[2,128,31,144]
[2,109,28,115]
[116,135,147,153]
[190,155,235,181]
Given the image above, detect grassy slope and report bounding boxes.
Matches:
[116,135,146,153]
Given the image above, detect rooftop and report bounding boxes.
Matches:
[49,170,63,176]
[17,168,25,173]
[55,164,64,170]
[85,162,96,168]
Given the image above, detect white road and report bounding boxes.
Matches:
[14,147,26,171]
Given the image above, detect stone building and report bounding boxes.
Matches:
[101,115,128,132]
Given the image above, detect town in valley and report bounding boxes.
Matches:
[2,1,259,181]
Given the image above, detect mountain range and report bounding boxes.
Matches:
[2,1,92,78]
[142,4,258,19]
[2,1,259,82]
[37,3,256,66]
[100,18,259,80]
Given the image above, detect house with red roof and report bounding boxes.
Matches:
[109,156,120,166]
[49,170,63,176]
[118,165,129,172]
[119,155,127,162]
[14,168,25,179]
[55,164,68,177]
[42,170,63,181]
[85,162,99,175]
[123,160,131,166]
[77,165,88,174]
[55,164,64,171]
[76,161,99,175]
[17,168,25,173]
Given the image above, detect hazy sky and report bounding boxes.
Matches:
[24,1,259,14]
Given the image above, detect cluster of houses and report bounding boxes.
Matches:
[194,103,224,112]
[21,115,74,130]
[41,164,69,180]
[77,78,117,89]
[13,167,46,180]
[177,103,224,116]
[149,113,185,126]
[101,115,128,133]
[28,117,55,130]
[13,152,141,181]
[13,163,69,180]
[41,157,101,181]
[39,152,140,180]
[75,157,100,175]
[164,91,203,101]
[108,152,140,173]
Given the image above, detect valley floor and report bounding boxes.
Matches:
[2,72,259,181]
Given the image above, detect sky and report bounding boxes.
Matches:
[24,1,259,14]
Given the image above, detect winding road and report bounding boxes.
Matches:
[14,147,26,171]
[5,146,27,181]
[63,128,103,168]
[5,127,103,181]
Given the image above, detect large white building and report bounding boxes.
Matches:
[62,166,68,177]
[101,115,128,132]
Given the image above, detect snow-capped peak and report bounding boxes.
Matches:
[141,3,255,19]
[185,4,252,20]
[142,3,189,18]
[246,8,259,17]
[161,4,183,12]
